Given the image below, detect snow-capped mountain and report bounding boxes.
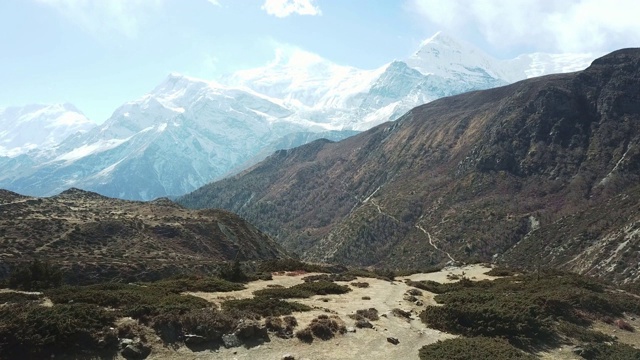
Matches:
[0,32,597,200]
[0,104,94,157]
[0,74,354,199]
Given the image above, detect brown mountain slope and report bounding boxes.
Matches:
[0,188,287,283]
[179,49,640,282]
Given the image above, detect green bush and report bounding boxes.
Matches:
[46,283,211,320]
[222,297,311,317]
[418,271,640,347]
[8,260,63,291]
[418,337,537,360]
[258,259,331,273]
[0,292,42,304]
[148,276,245,293]
[151,308,240,343]
[577,342,640,360]
[0,303,117,358]
[348,308,379,321]
[253,280,351,299]
[557,321,614,343]
[302,273,357,282]
[485,266,518,277]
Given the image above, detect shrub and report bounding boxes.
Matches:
[46,283,211,320]
[222,297,311,317]
[295,328,314,343]
[0,292,42,304]
[418,271,640,347]
[259,259,331,273]
[614,319,634,332]
[418,337,537,360]
[148,276,245,293]
[8,260,63,291]
[351,282,370,288]
[485,267,518,277]
[297,315,346,341]
[253,281,351,299]
[0,303,117,358]
[557,322,614,343]
[349,308,379,321]
[265,315,298,338]
[218,259,249,283]
[577,342,640,360]
[302,273,357,282]
[151,308,239,343]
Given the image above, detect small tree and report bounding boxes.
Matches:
[8,259,63,290]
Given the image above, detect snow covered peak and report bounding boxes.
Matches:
[407,31,504,81]
[0,104,94,157]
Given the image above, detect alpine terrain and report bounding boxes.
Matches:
[180,49,640,284]
[0,188,287,284]
[0,33,594,200]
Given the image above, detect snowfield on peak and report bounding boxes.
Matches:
[0,104,95,157]
[0,32,598,200]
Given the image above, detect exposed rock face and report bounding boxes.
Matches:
[179,49,640,283]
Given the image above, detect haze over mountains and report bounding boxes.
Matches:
[180,49,640,284]
[0,32,595,200]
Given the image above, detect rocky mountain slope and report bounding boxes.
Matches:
[0,33,594,200]
[179,49,640,283]
[0,188,287,283]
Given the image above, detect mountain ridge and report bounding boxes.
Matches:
[0,32,597,200]
[179,48,640,283]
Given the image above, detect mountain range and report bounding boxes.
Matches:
[0,32,595,200]
[179,48,640,284]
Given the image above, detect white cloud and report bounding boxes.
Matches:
[261,0,321,18]
[35,0,164,37]
[206,0,220,6]
[409,0,640,53]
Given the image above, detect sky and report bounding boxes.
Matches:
[1,0,639,123]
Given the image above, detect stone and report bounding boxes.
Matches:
[235,320,269,340]
[222,333,242,348]
[282,355,295,360]
[184,334,207,345]
[415,300,424,306]
[355,319,373,329]
[346,327,356,333]
[406,289,422,296]
[387,337,399,345]
[121,343,151,359]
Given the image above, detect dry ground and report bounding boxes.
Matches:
[140,264,495,360]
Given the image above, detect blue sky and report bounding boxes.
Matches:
[1,0,638,123]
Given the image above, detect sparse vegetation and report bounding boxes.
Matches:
[0,303,117,358]
[348,308,379,321]
[222,297,311,317]
[258,259,332,273]
[418,337,537,360]
[45,283,213,320]
[8,259,62,291]
[419,271,640,347]
[253,280,351,299]
[575,342,640,360]
[0,291,42,304]
[296,314,346,342]
[485,266,518,277]
[350,281,370,288]
[265,315,298,338]
[302,273,357,282]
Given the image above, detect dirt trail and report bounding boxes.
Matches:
[154,264,495,360]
